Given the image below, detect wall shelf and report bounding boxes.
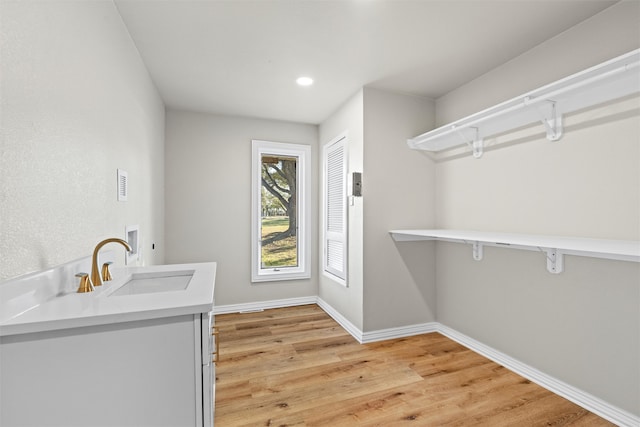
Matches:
[389,229,640,274]
[408,49,640,158]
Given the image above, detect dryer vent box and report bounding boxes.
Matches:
[125,225,140,265]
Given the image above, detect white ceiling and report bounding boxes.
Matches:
[114,0,617,124]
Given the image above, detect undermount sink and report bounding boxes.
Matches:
[109,270,195,296]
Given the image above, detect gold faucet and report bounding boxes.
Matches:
[90,238,132,287]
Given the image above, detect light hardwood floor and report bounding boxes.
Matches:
[214,304,612,426]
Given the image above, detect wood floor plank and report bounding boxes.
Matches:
[219,326,347,357]
[214,305,614,426]
[218,359,424,425]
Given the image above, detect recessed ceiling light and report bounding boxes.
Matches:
[296,76,313,86]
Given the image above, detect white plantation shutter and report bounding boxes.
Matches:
[324,135,347,282]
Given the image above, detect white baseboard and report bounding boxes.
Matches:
[213,296,317,315]
[361,322,439,344]
[315,297,364,343]
[213,299,639,426]
[315,298,439,345]
[436,324,639,427]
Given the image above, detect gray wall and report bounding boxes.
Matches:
[435,1,640,126]
[434,1,640,415]
[0,1,165,280]
[317,87,438,333]
[362,87,437,332]
[318,90,365,330]
[164,110,318,306]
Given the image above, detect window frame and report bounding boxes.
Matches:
[251,140,311,283]
[322,132,348,286]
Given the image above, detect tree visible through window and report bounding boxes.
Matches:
[251,140,310,283]
[260,155,298,268]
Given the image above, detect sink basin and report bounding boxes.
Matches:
[109,270,195,296]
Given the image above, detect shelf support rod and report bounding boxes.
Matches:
[524,97,563,141]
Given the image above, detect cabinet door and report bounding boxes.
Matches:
[1,316,198,427]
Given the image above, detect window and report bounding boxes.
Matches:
[251,140,310,282]
[322,133,347,285]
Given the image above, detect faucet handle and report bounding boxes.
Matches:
[76,272,93,293]
[101,262,113,282]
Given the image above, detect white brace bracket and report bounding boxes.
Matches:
[472,241,483,261]
[472,138,484,159]
[453,125,484,159]
[524,97,563,141]
[540,247,564,274]
[459,240,565,273]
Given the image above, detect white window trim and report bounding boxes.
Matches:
[251,140,311,283]
[322,132,348,287]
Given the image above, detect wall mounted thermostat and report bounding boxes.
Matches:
[352,172,362,197]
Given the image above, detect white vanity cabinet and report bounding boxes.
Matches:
[0,262,217,427]
[0,312,215,427]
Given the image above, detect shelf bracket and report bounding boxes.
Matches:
[525,97,563,141]
[453,126,483,158]
[539,247,564,274]
[472,138,484,159]
[472,241,483,261]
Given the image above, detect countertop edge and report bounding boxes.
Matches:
[0,302,214,337]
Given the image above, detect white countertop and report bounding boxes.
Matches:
[0,262,216,337]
